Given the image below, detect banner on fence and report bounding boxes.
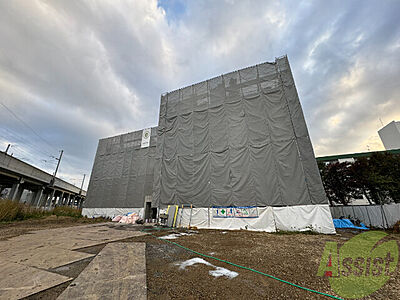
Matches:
[213,206,258,218]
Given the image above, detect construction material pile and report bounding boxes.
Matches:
[112,212,140,224]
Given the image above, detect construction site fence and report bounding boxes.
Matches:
[330,203,400,229]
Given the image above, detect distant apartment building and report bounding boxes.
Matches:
[378,120,400,150]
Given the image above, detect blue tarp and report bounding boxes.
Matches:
[333,219,369,230]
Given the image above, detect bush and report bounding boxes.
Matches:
[0,199,48,222]
[0,199,22,221]
[0,198,82,222]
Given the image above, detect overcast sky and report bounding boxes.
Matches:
[0,0,399,189]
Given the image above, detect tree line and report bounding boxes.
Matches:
[318,152,400,206]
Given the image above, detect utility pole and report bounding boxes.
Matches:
[79,174,86,195]
[50,150,63,186]
[5,144,10,154]
[47,150,63,208]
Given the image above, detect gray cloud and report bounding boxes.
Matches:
[0,0,399,188]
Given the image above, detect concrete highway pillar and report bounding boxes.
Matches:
[61,193,66,205]
[68,195,74,206]
[0,186,7,197]
[27,191,35,205]
[36,191,47,208]
[9,180,24,202]
[14,186,24,202]
[37,192,45,208]
[56,192,64,206]
[8,183,19,200]
[52,191,60,207]
[8,182,22,201]
[31,188,44,206]
[39,190,52,208]
[65,194,70,206]
[47,189,56,208]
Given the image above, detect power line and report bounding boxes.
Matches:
[8,146,61,177]
[0,129,55,159]
[41,159,57,166]
[0,102,88,186]
[58,153,88,174]
[0,123,55,157]
[10,146,56,170]
[12,145,37,158]
[0,103,67,177]
[2,139,83,188]
[9,147,33,163]
[0,101,59,152]
[0,134,58,172]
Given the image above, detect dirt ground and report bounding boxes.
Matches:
[0,215,107,241]
[2,220,399,299]
[131,229,400,300]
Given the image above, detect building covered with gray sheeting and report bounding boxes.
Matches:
[152,56,335,233]
[153,56,327,208]
[83,128,157,218]
[83,56,335,233]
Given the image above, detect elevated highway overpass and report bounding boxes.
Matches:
[0,151,86,208]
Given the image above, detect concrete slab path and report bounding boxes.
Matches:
[0,261,71,299]
[57,243,147,300]
[0,223,146,299]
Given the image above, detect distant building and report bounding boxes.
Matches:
[316,148,400,164]
[378,120,400,150]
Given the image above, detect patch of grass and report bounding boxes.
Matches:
[0,198,83,222]
[52,206,82,218]
[0,199,46,222]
